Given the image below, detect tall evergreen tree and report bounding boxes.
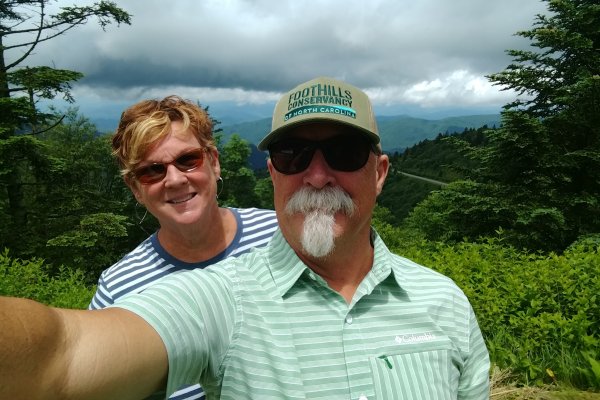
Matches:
[0,1,130,256]
[408,0,600,251]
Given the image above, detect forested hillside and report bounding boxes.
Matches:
[378,126,489,224]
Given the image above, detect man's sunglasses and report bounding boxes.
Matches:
[268,134,378,175]
[132,148,207,185]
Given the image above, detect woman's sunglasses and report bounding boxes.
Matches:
[268,134,378,175]
[132,148,207,185]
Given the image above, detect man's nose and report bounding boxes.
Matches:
[302,149,335,189]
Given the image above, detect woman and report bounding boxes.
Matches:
[89,95,278,400]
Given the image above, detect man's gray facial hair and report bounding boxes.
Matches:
[284,186,356,258]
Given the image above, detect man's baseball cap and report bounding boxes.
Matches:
[257,77,380,151]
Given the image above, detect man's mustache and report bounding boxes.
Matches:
[285,186,355,216]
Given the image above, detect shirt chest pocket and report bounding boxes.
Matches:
[368,340,462,400]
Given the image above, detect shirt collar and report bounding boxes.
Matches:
[266,229,407,298]
[266,230,311,297]
[372,230,408,289]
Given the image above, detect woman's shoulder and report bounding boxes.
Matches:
[229,207,276,219]
[224,207,279,257]
[98,235,160,280]
[229,207,278,229]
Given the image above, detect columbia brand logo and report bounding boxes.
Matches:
[395,332,436,344]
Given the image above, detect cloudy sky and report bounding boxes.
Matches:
[14,0,549,126]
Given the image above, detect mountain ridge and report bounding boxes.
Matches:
[220,113,501,154]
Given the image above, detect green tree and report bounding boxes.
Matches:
[218,134,260,207]
[0,1,131,256]
[254,176,274,210]
[0,109,141,280]
[408,0,600,251]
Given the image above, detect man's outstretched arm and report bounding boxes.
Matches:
[0,296,168,400]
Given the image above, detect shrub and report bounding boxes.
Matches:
[0,249,95,309]
[385,228,600,390]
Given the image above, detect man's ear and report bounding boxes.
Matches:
[375,154,390,196]
[267,158,275,179]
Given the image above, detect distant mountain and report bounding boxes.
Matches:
[92,113,502,170]
[220,114,501,154]
[376,114,501,153]
[219,118,272,146]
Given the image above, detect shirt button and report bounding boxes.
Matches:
[308,272,317,280]
[345,315,353,324]
[358,395,368,400]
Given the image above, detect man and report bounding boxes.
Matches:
[0,77,490,399]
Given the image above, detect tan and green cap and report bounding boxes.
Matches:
[258,76,379,151]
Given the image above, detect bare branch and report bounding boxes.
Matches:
[27,114,67,136]
[4,0,46,70]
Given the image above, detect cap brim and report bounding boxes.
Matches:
[258,117,380,151]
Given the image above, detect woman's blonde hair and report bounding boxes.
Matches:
[112,95,216,179]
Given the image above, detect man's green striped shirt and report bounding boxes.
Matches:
[116,229,490,399]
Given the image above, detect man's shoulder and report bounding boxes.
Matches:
[372,236,448,281]
[390,253,450,278]
[388,253,466,295]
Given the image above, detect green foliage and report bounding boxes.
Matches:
[0,110,143,282]
[0,1,132,271]
[8,66,84,103]
[391,127,488,182]
[372,205,422,250]
[387,230,600,390]
[254,176,275,210]
[0,135,54,250]
[579,351,600,390]
[46,213,130,282]
[0,249,94,309]
[218,134,260,207]
[379,126,489,225]
[54,1,132,28]
[378,173,444,225]
[0,134,53,178]
[404,180,509,241]
[0,97,37,138]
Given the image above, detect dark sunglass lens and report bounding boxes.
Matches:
[270,141,314,174]
[323,135,371,171]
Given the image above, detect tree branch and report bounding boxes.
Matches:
[4,0,46,70]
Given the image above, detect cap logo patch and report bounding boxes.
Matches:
[285,83,356,122]
[284,105,356,122]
